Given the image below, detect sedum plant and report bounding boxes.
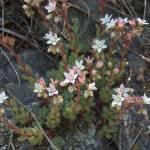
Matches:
[0,0,149,148]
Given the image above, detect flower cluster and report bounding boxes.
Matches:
[111,84,150,109]
[100,14,149,30]
[111,84,134,109]
[34,59,97,100]
[34,77,59,98]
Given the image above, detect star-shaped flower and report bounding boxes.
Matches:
[136,17,149,25]
[114,84,133,98]
[47,83,58,96]
[142,93,150,104]
[0,91,9,103]
[63,70,78,84]
[111,94,124,108]
[92,39,107,53]
[75,59,85,71]
[100,14,112,24]
[45,0,56,13]
[88,82,97,91]
[111,84,134,109]
[44,31,60,45]
[106,18,117,29]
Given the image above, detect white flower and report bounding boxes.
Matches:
[136,17,149,25]
[34,77,46,93]
[88,82,97,91]
[114,84,133,98]
[64,70,78,84]
[0,91,9,103]
[111,84,134,109]
[111,94,124,109]
[45,0,56,13]
[75,59,85,70]
[47,83,58,96]
[34,83,44,93]
[142,93,150,104]
[100,14,112,24]
[92,39,107,53]
[44,31,60,45]
[106,19,117,29]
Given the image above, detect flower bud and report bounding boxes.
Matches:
[108,61,113,68]
[58,96,64,104]
[24,0,31,4]
[92,69,97,75]
[96,61,103,68]
[22,5,28,10]
[46,14,53,20]
[113,68,119,74]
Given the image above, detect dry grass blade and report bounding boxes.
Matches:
[129,127,144,150]
[0,48,21,86]
[143,0,147,19]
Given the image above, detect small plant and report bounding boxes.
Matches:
[0,0,149,148]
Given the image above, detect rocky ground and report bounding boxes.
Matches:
[0,0,150,149]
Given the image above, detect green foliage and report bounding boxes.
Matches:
[99,106,119,139]
[47,68,64,80]
[38,107,49,122]
[63,101,81,121]
[9,99,31,125]
[47,105,61,129]
[51,136,65,150]
[100,87,112,103]
[67,52,78,67]
[2,2,145,147]
[18,127,43,145]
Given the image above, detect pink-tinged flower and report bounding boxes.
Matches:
[0,91,9,103]
[112,84,134,109]
[45,0,56,13]
[129,19,137,27]
[34,77,46,94]
[96,61,103,68]
[38,77,46,86]
[88,82,97,91]
[116,17,128,24]
[85,56,93,65]
[47,83,58,96]
[64,70,78,84]
[114,84,134,98]
[113,68,119,74]
[78,72,86,85]
[116,18,128,30]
